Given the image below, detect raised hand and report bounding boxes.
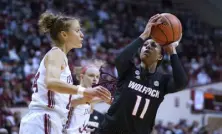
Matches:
[140,14,162,40]
[163,33,183,55]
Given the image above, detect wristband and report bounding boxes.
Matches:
[77,85,85,96]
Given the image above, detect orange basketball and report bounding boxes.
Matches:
[151,13,182,45]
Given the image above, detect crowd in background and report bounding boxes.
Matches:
[0,0,222,133]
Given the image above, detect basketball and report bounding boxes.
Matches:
[151,13,182,45]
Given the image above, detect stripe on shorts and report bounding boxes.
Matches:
[66,95,72,109]
[44,114,51,134]
[65,107,74,129]
[47,91,55,108]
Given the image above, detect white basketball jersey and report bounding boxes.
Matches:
[29,47,73,121]
[65,95,91,134]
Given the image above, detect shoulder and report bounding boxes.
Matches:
[45,48,66,63]
[47,48,65,58]
[118,62,136,80]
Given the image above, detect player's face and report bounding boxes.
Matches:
[140,39,162,65]
[81,67,100,88]
[66,20,84,48]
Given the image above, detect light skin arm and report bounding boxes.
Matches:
[44,49,78,94]
[70,97,103,107]
[163,36,188,94]
[70,97,88,107]
[44,49,111,100]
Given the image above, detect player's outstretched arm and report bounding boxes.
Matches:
[45,49,79,94]
[163,38,188,94]
[70,97,103,108]
[70,95,91,107]
[115,14,162,78]
[45,49,111,101]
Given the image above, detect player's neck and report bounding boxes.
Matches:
[140,62,157,73]
[55,44,72,54]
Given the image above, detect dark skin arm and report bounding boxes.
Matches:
[115,14,162,78]
[163,40,189,94]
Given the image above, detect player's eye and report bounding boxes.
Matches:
[88,74,94,77]
[143,43,148,47]
[151,42,157,48]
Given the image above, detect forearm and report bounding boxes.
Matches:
[46,78,78,94]
[115,38,144,77]
[71,98,85,107]
[170,54,188,89]
[115,38,143,64]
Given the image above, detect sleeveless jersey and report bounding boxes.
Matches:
[29,47,73,121]
[65,94,91,134]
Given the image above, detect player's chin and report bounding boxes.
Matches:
[75,43,82,48]
[141,53,149,59]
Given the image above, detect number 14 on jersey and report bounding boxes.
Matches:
[132,95,150,119]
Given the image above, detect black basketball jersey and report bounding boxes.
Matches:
[99,37,188,134]
[100,64,169,134]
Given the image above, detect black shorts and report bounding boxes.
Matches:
[98,116,134,134]
[96,127,130,134]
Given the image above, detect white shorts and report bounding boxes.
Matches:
[65,107,91,134]
[19,111,64,134]
[65,113,90,134]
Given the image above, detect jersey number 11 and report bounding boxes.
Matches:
[132,95,150,119]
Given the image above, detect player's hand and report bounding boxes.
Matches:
[107,97,114,104]
[162,34,182,55]
[86,127,95,133]
[84,86,111,102]
[140,14,162,40]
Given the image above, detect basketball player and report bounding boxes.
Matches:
[98,14,188,134]
[65,61,106,134]
[19,11,111,134]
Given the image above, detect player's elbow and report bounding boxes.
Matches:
[182,75,189,88]
[115,55,127,70]
[45,78,55,90]
[114,55,122,65]
[176,76,189,91]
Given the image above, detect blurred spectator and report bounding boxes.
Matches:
[0,88,12,107]
[188,121,199,133]
[197,69,211,85]
[0,102,15,134]
[154,120,165,134]
[12,85,27,107]
[165,122,175,134]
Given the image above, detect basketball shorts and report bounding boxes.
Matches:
[19,111,64,134]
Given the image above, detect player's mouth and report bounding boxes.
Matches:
[144,50,151,56]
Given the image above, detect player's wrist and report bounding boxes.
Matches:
[171,47,177,55]
[139,33,149,41]
[167,47,177,55]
